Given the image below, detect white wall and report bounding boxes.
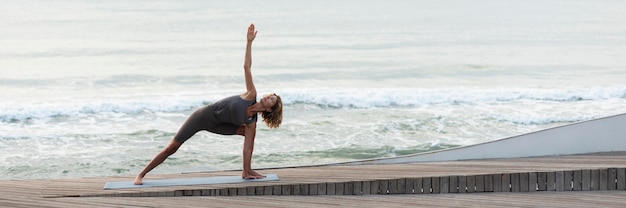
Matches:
[342,113,626,165]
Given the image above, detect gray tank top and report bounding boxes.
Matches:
[211,95,257,126]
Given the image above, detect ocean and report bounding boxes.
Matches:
[1,0,625,180]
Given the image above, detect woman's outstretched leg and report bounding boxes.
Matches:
[134,139,182,185]
[134,106,203,185]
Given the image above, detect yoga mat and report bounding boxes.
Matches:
[103,174,279,190]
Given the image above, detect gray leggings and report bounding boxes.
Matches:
[173,105,240,143]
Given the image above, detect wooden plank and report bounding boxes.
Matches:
[167,189,177,197]
[423,177,432,194]
[501,173,511,192]
[599,169,609,190]
[440,176,449,194]
[247,186,255,196]
[300,183,311,196]
[565,170,574,191]
[327,182,336,195]
[449,176,458,193]
[511,173,520,192]
[301,184,309,195]
[432,177,440,193]
[353,181,362,195]
[237,187,246,196]
[591,169,600,191]
[370,180,379,194]
[335,182,344,195]
[520,172,529,192]
[293,184,302,195]
[213,189,223,197]
[458,175,467,193]
[415,178,423,194]
[528,172,537,192]
[264,186,273,195]
[309,183,318,195]
[397,178,406,194]
[318,183,327,195]
[608,168,617,190]
[547,172,556,191]
[556,171,565,191]
[618,168,626,190]
[379,180,389,194]
[573,170,582,191]
[492,174,502,192]
[284,184,293,195]
[475,175,484,192]
[405,178,415,194]
[273,185,282,195]
[361,181,370,195]
[183,190,193,196]
[343,182,353,195]
[537,172,547,191]
[389,179,398,194]
[582,169,591,191]
[485,174,493,192]
[467,175,475,193]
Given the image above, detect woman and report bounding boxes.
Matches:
[134,24,283,185]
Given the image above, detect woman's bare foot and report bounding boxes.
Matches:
[242,170,266,179]
[250,170,266,178]
[242,172,259,179]
[133,176,143,185]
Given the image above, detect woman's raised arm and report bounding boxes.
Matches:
[242,24,258,100]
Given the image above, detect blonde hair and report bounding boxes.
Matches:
[261,94,283,128]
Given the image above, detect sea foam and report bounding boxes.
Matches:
[2,86,624,123]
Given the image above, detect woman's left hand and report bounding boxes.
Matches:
[247,24,257,42]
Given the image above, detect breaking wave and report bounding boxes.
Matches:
[2,86,624,123]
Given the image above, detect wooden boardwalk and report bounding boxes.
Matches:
[1,152,626,207]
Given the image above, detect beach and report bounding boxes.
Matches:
[1,0,625,180]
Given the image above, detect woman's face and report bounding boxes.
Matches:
[261,94,278,108]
